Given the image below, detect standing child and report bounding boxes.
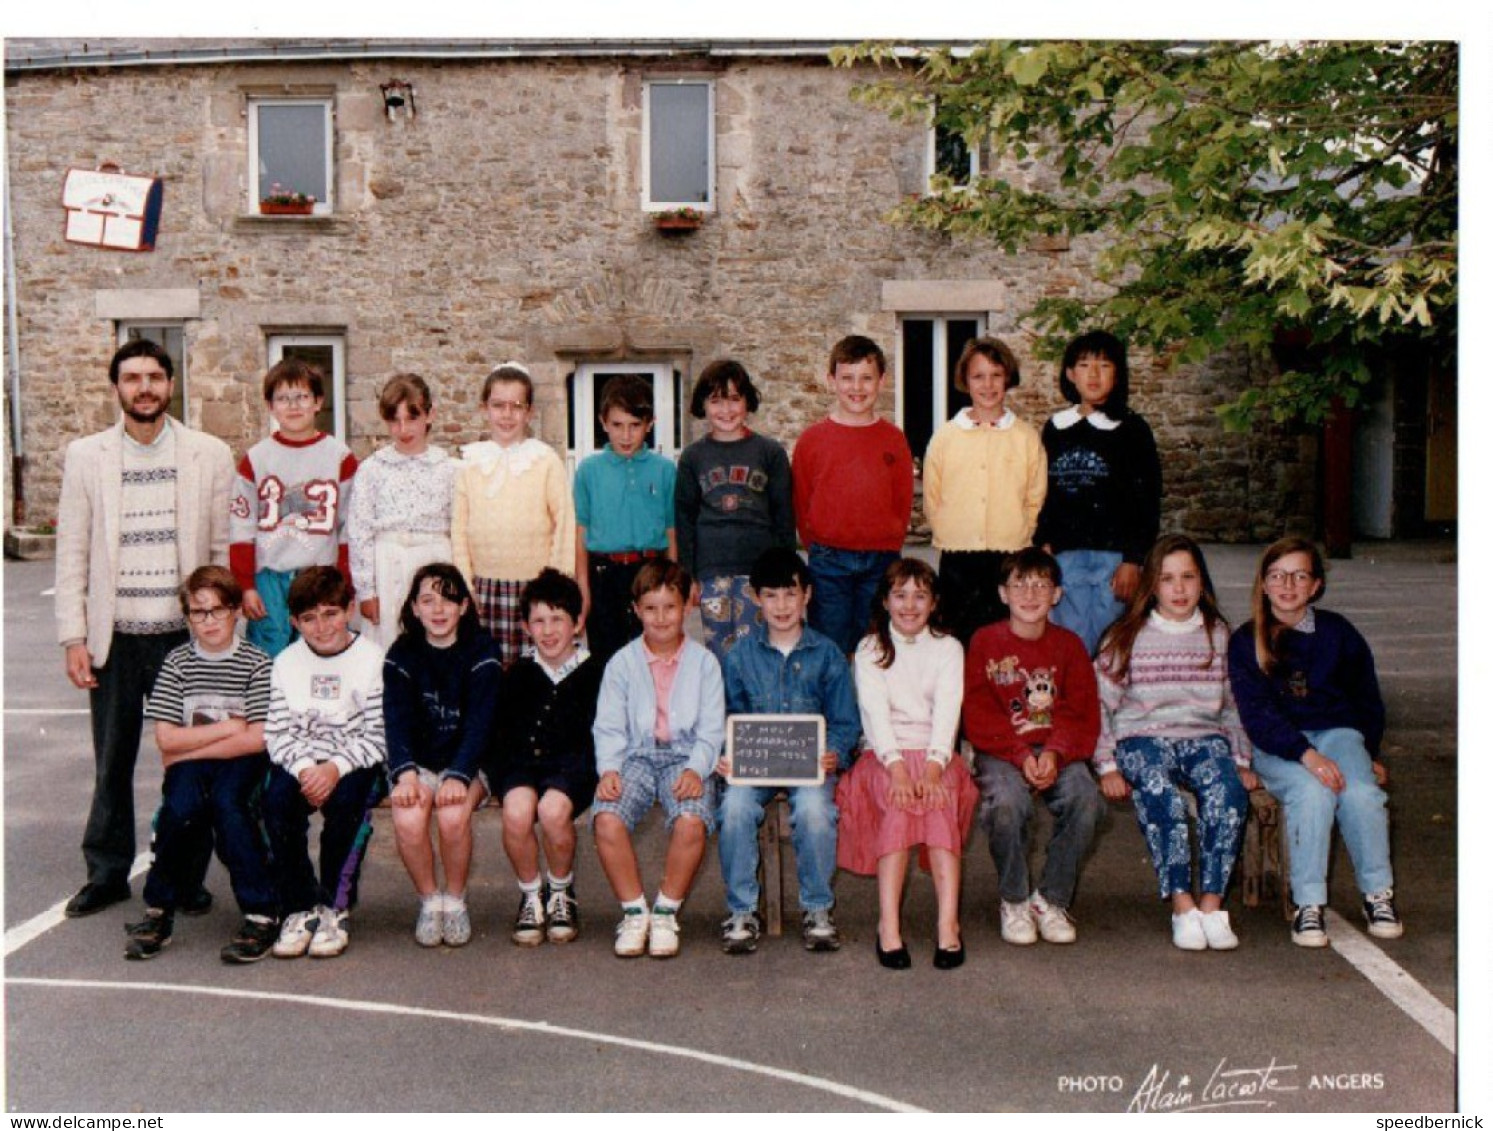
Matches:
[1228,537,1401,948]
[125,566,279,964]
[791,335,914,655]
[492,568,604,946]
[592,560,725,959]
[1034,330,1161,656]
[836,559,977,970]
[347,374,457,651]
[922,336,1047,642]
[716,548,859,955]
[1093,535,1257,951]
[675,359,795,662]
[230,357,358,658]
[383,563,501,949]
[263,566,386,959]
[452,362,575,667]
[573,375,677,664]
[964,548,1105,946]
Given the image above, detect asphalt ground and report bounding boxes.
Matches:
[0,543,1472,1113]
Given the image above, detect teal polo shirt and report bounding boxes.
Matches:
[574,445,677,553]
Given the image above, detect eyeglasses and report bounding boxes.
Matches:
[1264,569,1315,587]
[1007,579,1055,594]
[272,392,315,407]
[187,606,233,623]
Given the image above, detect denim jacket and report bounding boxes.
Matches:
[723,624,861,770]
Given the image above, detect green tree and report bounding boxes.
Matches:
[833,40,1457,427]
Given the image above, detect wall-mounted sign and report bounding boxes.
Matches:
[62,166,163,252]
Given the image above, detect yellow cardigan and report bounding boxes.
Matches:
[452,439,576,583]
[922,409,1046,552]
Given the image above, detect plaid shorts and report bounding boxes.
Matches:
[472,575,529,668]
[592,745,716,834]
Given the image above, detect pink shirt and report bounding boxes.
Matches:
[645,642,682,742]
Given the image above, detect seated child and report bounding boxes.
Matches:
[264,566,387,959]
[964,547,1104,946]
[491,568,604,946]
[592,560,724,959]
[125,566,278,964]
[383,563,501,948]
[716,547,860,955]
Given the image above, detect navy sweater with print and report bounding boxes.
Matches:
[383,627,503,785]
[1034,410,1161,564]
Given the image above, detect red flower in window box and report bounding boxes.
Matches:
[653,207,704,233]
[259,184,316,215]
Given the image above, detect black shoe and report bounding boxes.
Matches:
[180,887,214,917]
[876,939,912,970]
[933,943,965,970]
[66,881,131,918]
[221,915,280,964]
[124,910,173,960]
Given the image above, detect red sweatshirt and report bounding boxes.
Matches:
[963,620,1099,769]
[791,417,913,552]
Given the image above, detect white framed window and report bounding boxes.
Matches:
[267,333,346,441]
[567,362,680,467]
[898,315,986,462]
[643,80,715,211]
[118,323,187,423]
[248,98,334,215]
[926,119,978,193]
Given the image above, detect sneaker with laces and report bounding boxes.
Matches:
[614,908,650,957]
[802,908,841,952]
[545,887,579,944]
[220,915,279,964]
[1171,908,1207,951]
[308,907,350,958]
[272,908,321,958]
[648,907,680,958]
[443,898,473,947]
[1292,904,1329,948]
[414,896,444,948]
[1362,889,1404,939]
[123,909,173,961]
[1031,893,1077,944]
[1199,909,1240,950]
[720,911,762,955]
[1000,899,1038,946]
[512,889,546,947]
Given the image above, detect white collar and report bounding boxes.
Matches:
[1292,607,1318,635]
[953,407,1016,431]
[1148,607,1204,634]
[379,444,447,465]
[1051,405,1121,432]
[460,437,547,479]
[537,646,590,684]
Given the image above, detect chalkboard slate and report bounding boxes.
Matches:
[725,714,825,787]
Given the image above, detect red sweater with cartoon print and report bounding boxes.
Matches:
[963,620,1100,769]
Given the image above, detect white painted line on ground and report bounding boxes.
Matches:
[3,976,926,1112]
[4,853,152,959]
[1325,909,1456,1054]
[4,708,91,715]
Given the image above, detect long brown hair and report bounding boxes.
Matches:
[1097,534,1227,683]
[864,558,947,669]
[1251,536,1327,674]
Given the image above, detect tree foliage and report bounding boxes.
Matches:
[832,40,1457,428]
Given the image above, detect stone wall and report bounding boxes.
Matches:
[3,49,1316,540]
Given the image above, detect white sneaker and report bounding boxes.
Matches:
[1199,909,1240,950]
[1000,899,1038,946]
[648,908,681,958]
[414,896,443,948]
[1171,908,1207,951]
[1030,893,1077,944]
[614,909,650,958]
[308,906,349,958]
[442,898,472,948]
[271,908,321,958]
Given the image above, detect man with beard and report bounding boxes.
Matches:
[55,339,236,917]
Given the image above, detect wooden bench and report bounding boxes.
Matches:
[757,792,794,936]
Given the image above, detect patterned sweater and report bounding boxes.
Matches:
[229,432,357,587]
[346,445,457,601]
[266,633,386,778]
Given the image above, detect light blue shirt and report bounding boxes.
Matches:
[574,446,676,553]
[593,635,724,780]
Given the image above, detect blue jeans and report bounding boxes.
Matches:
[806,546,900,656]
[247,567,298,658]
[1050,549,1126,656]
[1114,735,1248,900]
[1251,728,1392,907]
[975,754,1103,909]
[264,765,384,914]
[143,755,276,917]
[718,780,838,915]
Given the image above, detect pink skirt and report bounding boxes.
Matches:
[835,748,979,876]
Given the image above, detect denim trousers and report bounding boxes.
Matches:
[717,780,839,915]
[143,755,277,917]
[975,754,1103,909]
[1251,728,1393,907]
[263,765,384,914]
[1114,734,1248,900]
[1050,549,1126,656]
[806,546,900,656]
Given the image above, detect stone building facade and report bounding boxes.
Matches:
[3,40,1315,541]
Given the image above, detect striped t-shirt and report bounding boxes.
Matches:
[145,637,273,730]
